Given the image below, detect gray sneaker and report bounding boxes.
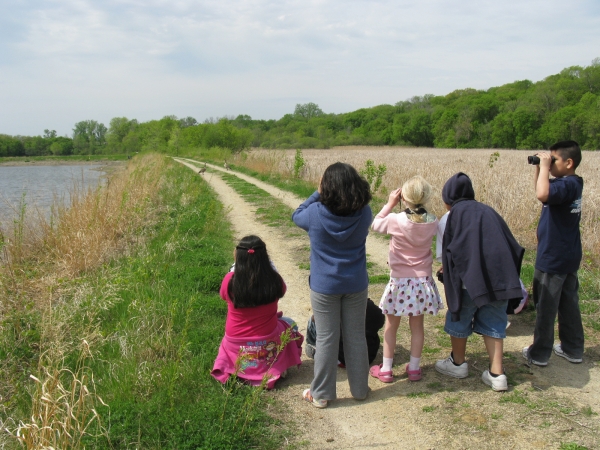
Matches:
[435,354,468,378]
[482,370,508,391]
[553,344,582,363]
[522,346,548,367]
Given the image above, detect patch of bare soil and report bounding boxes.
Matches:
[176,158,600,450]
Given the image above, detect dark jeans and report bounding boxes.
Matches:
[529,270,584,362]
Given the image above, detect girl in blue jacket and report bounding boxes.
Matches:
[293,162,372,408]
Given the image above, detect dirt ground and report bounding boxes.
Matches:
[176,158,600,450]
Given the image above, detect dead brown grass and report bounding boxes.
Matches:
[237,147,600,261]
[14,341,107,449]
[0,154,168,448]
[1,154,166,301]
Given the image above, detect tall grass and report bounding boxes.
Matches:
[0,154,166,447]
[0,154,288,449]
[231,146,600,306]
[235,147,600,265]
[15,342,107,449]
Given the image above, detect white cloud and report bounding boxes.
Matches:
[1,0,599,135]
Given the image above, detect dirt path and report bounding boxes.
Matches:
[176,158,600,450]
[179,158,392,274]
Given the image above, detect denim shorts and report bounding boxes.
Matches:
[280,316,298,332]
[444,289,508,339]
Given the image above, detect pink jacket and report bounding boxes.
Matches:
[372,205,438,278]
[211,317,303,390]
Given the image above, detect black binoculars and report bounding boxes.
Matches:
[528,155,556,165]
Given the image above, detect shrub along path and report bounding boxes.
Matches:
[176,158,600,450]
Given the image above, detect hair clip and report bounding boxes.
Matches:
[247,249,255,254]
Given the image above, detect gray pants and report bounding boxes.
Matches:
[310,288,369,401]
[529,270,584,362]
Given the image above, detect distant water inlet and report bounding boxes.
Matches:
[0,165,106,229]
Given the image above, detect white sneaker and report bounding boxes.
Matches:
[553,344,582,363]
[434,354,468,378]
[482,370,508,391]
[522,346,547,367]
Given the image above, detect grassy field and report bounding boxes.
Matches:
[0,154,286,449]
[233,147,600,263]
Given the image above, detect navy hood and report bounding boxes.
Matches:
[442,172,475,206]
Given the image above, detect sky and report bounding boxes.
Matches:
[1,0,600,137]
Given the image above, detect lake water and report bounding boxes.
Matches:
[0,164,106,227]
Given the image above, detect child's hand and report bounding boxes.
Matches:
[387,188,402,208]
[536,152,553,170]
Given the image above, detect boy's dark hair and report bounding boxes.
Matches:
[229,235,285,308]
[320,162,372,216]
[549,140,581,169]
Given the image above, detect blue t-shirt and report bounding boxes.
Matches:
[535,175,583,274]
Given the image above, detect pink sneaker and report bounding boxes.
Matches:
[369,364,393,383]
[405,364,422,381]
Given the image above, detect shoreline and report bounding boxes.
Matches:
[0,159,126,167]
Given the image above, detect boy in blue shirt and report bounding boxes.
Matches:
[523,140,584,366]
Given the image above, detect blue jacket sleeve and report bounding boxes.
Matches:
[292,191,320,231]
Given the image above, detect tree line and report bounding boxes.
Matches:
[1,58,598,157]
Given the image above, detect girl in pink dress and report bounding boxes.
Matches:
[369,176,444,383]
[211,235,303,389]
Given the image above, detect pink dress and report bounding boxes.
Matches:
[211,272,303,389]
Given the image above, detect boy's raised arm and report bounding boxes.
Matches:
[534,152,551,203]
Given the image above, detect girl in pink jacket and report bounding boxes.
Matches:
[211,235,303,389]
[369,176,443,383]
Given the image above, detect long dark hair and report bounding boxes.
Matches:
[228,235,285,308]
[320,162,372,216]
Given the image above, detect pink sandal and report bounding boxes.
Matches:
[369,364,393,383]
[405,364,422,381]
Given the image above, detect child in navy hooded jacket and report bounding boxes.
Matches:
[435,172,524,392]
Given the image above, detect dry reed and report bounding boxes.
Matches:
[1,154,167,305]
[0,154,169,448]
[14,342,107,449]
[236,147,600,262]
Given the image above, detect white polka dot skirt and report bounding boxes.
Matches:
[379,276,444,316]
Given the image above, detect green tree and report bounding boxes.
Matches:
[49,137,74,155]
[73,120,107,155]
[178,116,198,128]
[294,103,324,120]
[168,127,181,156]
[107,117,138,153]
[0,135,25,157]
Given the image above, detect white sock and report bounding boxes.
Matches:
[409,355,421,371]
[382,357,394,372]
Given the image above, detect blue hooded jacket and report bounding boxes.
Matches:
[292,191,372,295]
